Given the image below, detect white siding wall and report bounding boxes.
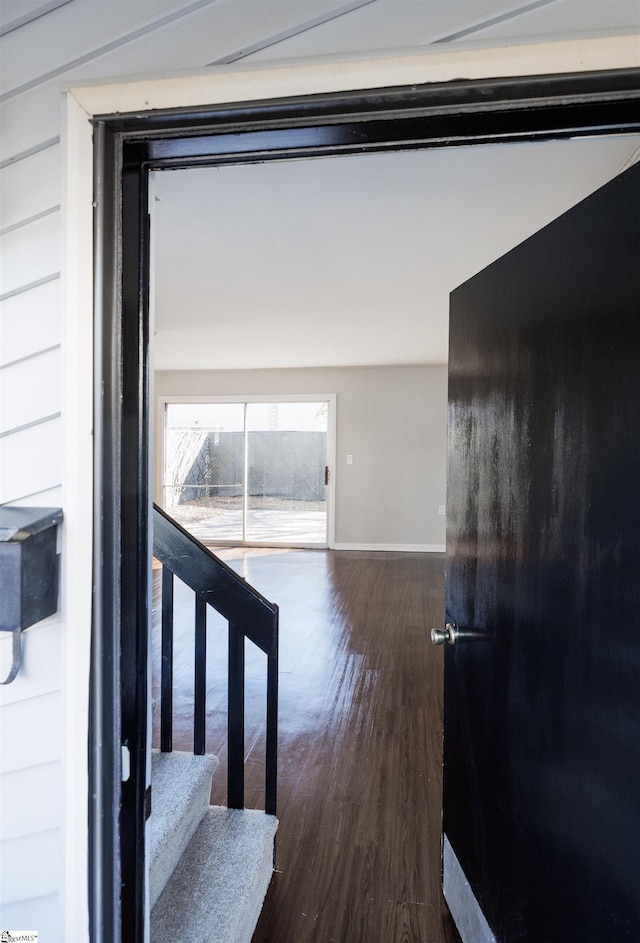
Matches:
[1,0,638,939]
[1,5,66,929]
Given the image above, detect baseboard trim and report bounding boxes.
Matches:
[443,835,497,943]
[333,542,446,553]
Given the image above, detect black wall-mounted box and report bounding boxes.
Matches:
[0,507,63,632]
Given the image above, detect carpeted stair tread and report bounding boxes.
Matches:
[149,750,219,908]
[150,806,278,943]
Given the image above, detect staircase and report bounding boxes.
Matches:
[149,751,278,942]
[151,505,280,942]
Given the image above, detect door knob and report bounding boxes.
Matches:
[431,622,458,645]
[431,621,489,645]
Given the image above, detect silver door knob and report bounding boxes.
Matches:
[431,622,458,645]
[431,621,491,645]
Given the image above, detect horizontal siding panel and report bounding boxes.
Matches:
[0,0,207,96]
[0,84,61,165]
[0,761,63,841]
[0,347,61,433]
[246,0,521,60]
[0,211,60,297]
[46,0,342,85]
[102,0,346,70]
[0,1,50,30]
[0,827,63,903]
[7,484,63,510]
[0,618,62,708]
[0,143,60,231]
[0,416,62,503]
[0,892,62,942]
[1,0,347,99]
[0,278,61,367]
[0,690,62,775]
[449,0,640,45]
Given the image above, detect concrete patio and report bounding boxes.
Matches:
[168,499,327,545]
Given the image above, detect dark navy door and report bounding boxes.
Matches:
[443,163,640,942]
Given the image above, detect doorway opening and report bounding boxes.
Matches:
[91,70,640,943]
[158,396,335,547]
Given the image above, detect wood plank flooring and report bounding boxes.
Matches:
[151,549,461,943]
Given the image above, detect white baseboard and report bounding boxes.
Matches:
[333,542,446,553]
[443,835,497,943]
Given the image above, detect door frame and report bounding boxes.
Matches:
[156,394,337,548]
[85,62,640,943]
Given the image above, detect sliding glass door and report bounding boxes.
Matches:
[162,398,332,547]
[163,402,245,542]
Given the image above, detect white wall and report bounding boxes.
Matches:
[155,365,448,550]
[1,10,66,936]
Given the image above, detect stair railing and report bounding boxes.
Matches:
[152,503,278,815]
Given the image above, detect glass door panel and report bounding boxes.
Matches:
[164,400,330,546]
[163,403,245,542]
[245,402,328,544]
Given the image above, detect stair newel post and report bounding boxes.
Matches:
[265,607,279,817]
[160,566,174,752]
[228,621,245,810]
[194,594,207,755]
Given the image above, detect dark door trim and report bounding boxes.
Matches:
[89,66,640,943]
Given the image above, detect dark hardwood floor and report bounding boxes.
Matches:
[151,548,461,943]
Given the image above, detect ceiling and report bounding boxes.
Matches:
[152,133,640,370]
